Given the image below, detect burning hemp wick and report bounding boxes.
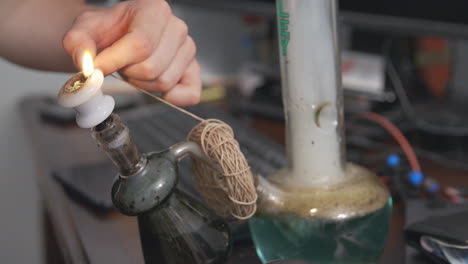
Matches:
[64,51,95,93]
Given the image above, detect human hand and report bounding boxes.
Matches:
[63,0,201,106]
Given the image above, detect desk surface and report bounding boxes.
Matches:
[23,95,464,264]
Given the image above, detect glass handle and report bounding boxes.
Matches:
[170,141,222,172]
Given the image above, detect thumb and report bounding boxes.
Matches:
[63,29,97,72]
[63,3,133,73]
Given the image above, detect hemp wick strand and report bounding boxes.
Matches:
[111,74,205,122]
[110,74,258,220]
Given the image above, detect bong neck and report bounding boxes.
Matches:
[92,113,146,177]
[277,0,345,186]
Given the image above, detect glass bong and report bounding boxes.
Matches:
[58,66,231,264]
[249,0,392,263]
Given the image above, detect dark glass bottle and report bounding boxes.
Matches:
[93,114,231,264]
[138,189,231,264]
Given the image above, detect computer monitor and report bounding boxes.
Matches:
[340,0,468,39]
[174,0,468,39]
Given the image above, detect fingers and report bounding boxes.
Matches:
[125,36,196,92]
[162,60,202,106]
[120,16,188,80]
[94,1,172,75]
[63,30,97,70]
[127,60,201,106]
[63,11,99,70]
[63,0,202,106]
[63,2,132,70]
[155,36,197,91]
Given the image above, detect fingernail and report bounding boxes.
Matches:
[74,47,85,70]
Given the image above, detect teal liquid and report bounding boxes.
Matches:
[249,199,392,264]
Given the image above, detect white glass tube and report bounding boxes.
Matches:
[277,0,345,186]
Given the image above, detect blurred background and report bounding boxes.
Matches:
[2,0,468,263]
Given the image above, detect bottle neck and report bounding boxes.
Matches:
[92,113,146,176]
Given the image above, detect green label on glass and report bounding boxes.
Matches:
[277,1,290,56]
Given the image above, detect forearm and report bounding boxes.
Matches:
[0,0,92,72]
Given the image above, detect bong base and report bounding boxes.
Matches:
[250,163,392,263]
[249,198,392,264]
[256,163,390,220]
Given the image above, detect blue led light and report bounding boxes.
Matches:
[386,154,400,168]
[409,171,424,186]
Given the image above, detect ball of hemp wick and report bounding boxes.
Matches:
[188,119,257,220]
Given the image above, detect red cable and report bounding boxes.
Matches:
[361,112,422,172]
